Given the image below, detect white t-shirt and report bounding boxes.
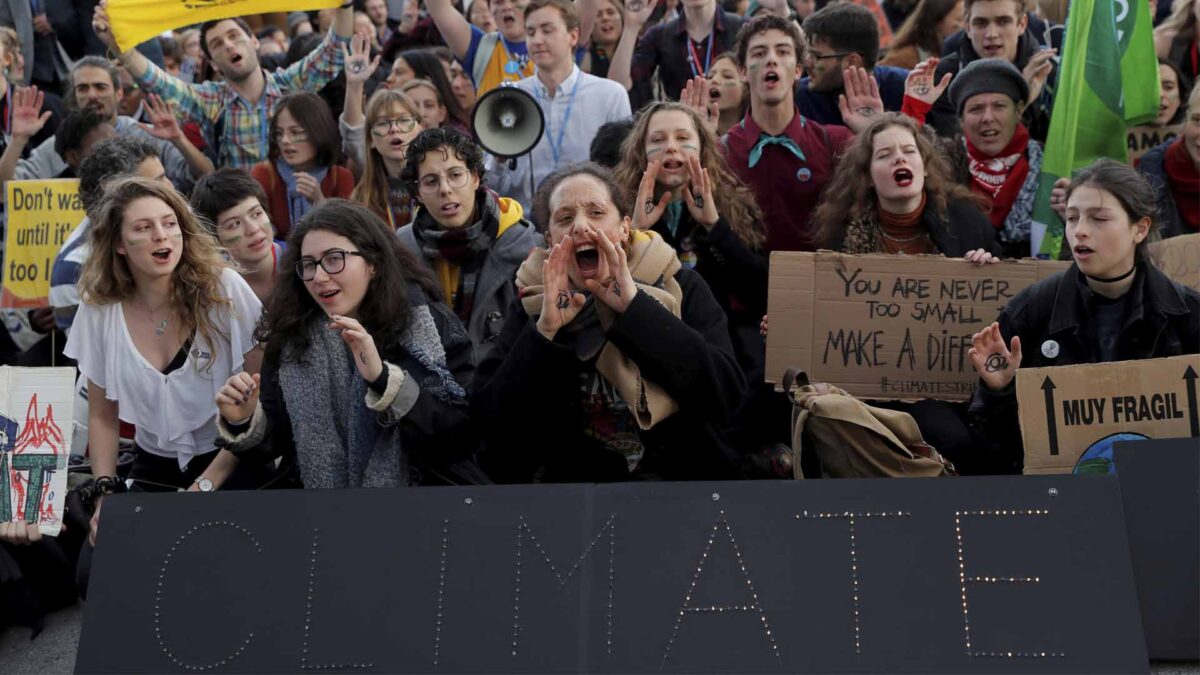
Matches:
[64,268,262,470]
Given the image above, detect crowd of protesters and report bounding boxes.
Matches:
[0,0,1197,635]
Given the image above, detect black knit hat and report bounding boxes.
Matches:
[949,58,1030,117]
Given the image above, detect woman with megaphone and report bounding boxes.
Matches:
[471,163,747,484]
[397,127,542,364]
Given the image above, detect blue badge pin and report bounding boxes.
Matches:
[504,61,521,74]
[796,167,812,182]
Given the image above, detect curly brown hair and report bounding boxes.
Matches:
[80,177,233,372]
[613,102,765,249]
[812,113,979,248]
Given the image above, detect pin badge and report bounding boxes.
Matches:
[796,167,812,182]
[1041,340,1059,358]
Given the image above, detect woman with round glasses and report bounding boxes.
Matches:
[251,92,355,238]
[215,199,485,489]
[397,128,540,363]
[348,87,427,229]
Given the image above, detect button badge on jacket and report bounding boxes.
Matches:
[1041,339,1060,359]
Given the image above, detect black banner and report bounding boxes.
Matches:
[76,477,1147,674]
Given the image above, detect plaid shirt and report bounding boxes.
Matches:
[135,31,350,170]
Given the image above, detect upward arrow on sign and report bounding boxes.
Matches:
[1042,377,1059,456]
[1184,366,1199,437]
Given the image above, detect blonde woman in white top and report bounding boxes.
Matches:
[64,177,267,547]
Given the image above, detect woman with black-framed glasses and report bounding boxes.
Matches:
[396,127,542,364]
[214,199,487,489]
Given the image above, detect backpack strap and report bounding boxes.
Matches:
[472,32,502,89]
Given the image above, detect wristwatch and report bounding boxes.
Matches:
[193,476,214,492]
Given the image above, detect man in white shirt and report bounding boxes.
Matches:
[486,0,631,212]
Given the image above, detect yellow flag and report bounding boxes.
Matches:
[108,0,344,52]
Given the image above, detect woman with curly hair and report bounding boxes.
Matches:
[215,200,484,489]
[612,101,768,372]
[813,113,999,259]
[64,177,268,544]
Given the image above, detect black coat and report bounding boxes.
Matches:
[649,212,769,373]
[1138,140,1189,240]
[969,262,1200,472]
[828,197,1002,258]
[472,268,748,483]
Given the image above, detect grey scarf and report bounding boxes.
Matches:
[277,303,463,489]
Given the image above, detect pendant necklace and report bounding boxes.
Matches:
[135,298,170,336]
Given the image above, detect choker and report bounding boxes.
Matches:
[1085,266,1136,284]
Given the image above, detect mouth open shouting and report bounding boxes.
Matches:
[575,241,601,278]
[893,167,913,187]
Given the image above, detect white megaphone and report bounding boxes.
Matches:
[471,84,546,200]
[471,84,546,158]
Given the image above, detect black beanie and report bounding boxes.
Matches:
[949,58,1030,118]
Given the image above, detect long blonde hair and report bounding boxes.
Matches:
[613,102,765,249]
[80,177,232,371]
[350,88,424,222]
[1158,0,1199,43]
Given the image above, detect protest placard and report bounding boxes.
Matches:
[1,179,85,309]
[765,252,1069,401]
[1125,124,1181,164]
[1147,233,1200,291]
[1016,355,1200,475]
[107,0,343,52]
[1,366,75,536]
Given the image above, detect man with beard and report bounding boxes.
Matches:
[90,0,354,170]
[0,57,204,191]
[723,15,881,252]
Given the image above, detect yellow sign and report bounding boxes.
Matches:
[108,0,344,53]
[1,180,85,309]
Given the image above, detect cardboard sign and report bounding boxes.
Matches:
[765,252,1069,401]
[1,179,84,309]
[1126,124,1181,163]
[77,477,1148,674]
[1016,355,1200,474]
[108,0,342,52]
[1147,233,1200,291]
[1113,438,1200,660]
[0,366,74,536]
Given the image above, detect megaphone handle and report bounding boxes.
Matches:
[508,157,518,170]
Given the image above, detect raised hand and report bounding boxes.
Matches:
[216,372,261,425]
[11,86,52,140]
[623,0,656,30]
[583,231,638,313]
[329,315,384,382]
[537,236,587,340]
[343,33,381,84]
[1049,176,1071,222]
[633,160,672,230]
[683,154,719,228]
[91,0,120,54]
[681,76,719,136]
[838,66,884,134]
[1022,48,1056,106]
[968,322,1022,392]
[904,58,952,107]
[295,173,326,205]
[141,94,183,141]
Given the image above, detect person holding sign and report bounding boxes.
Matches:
[64,178,270,536]
[812,113,999,260]
[1139,86,1200,239]
[612,100,767,373]
[967,159,1200,472]
[215,200,484,489]
[473,163,746,483]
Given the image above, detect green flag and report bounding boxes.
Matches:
[1032,0,1160,258]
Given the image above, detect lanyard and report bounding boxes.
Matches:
[686,32,715,78]
[538,73,581,167]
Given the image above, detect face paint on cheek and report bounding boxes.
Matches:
[124,236,148,248]
[681,144,699,153]
[222,235,244,245]
[646,147,663,157]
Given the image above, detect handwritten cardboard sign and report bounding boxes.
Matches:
[1147,233,1200,291]
[1,179,85,309]
[1016,355,1200,475]
[1126,124,1181,164]
[1,366,75,536]
[765,252,1069,401]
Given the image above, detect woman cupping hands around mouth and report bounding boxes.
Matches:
[472,164,747,484]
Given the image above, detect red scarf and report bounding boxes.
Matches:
[966,124,1031,229]
[1165,137,1200,232]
